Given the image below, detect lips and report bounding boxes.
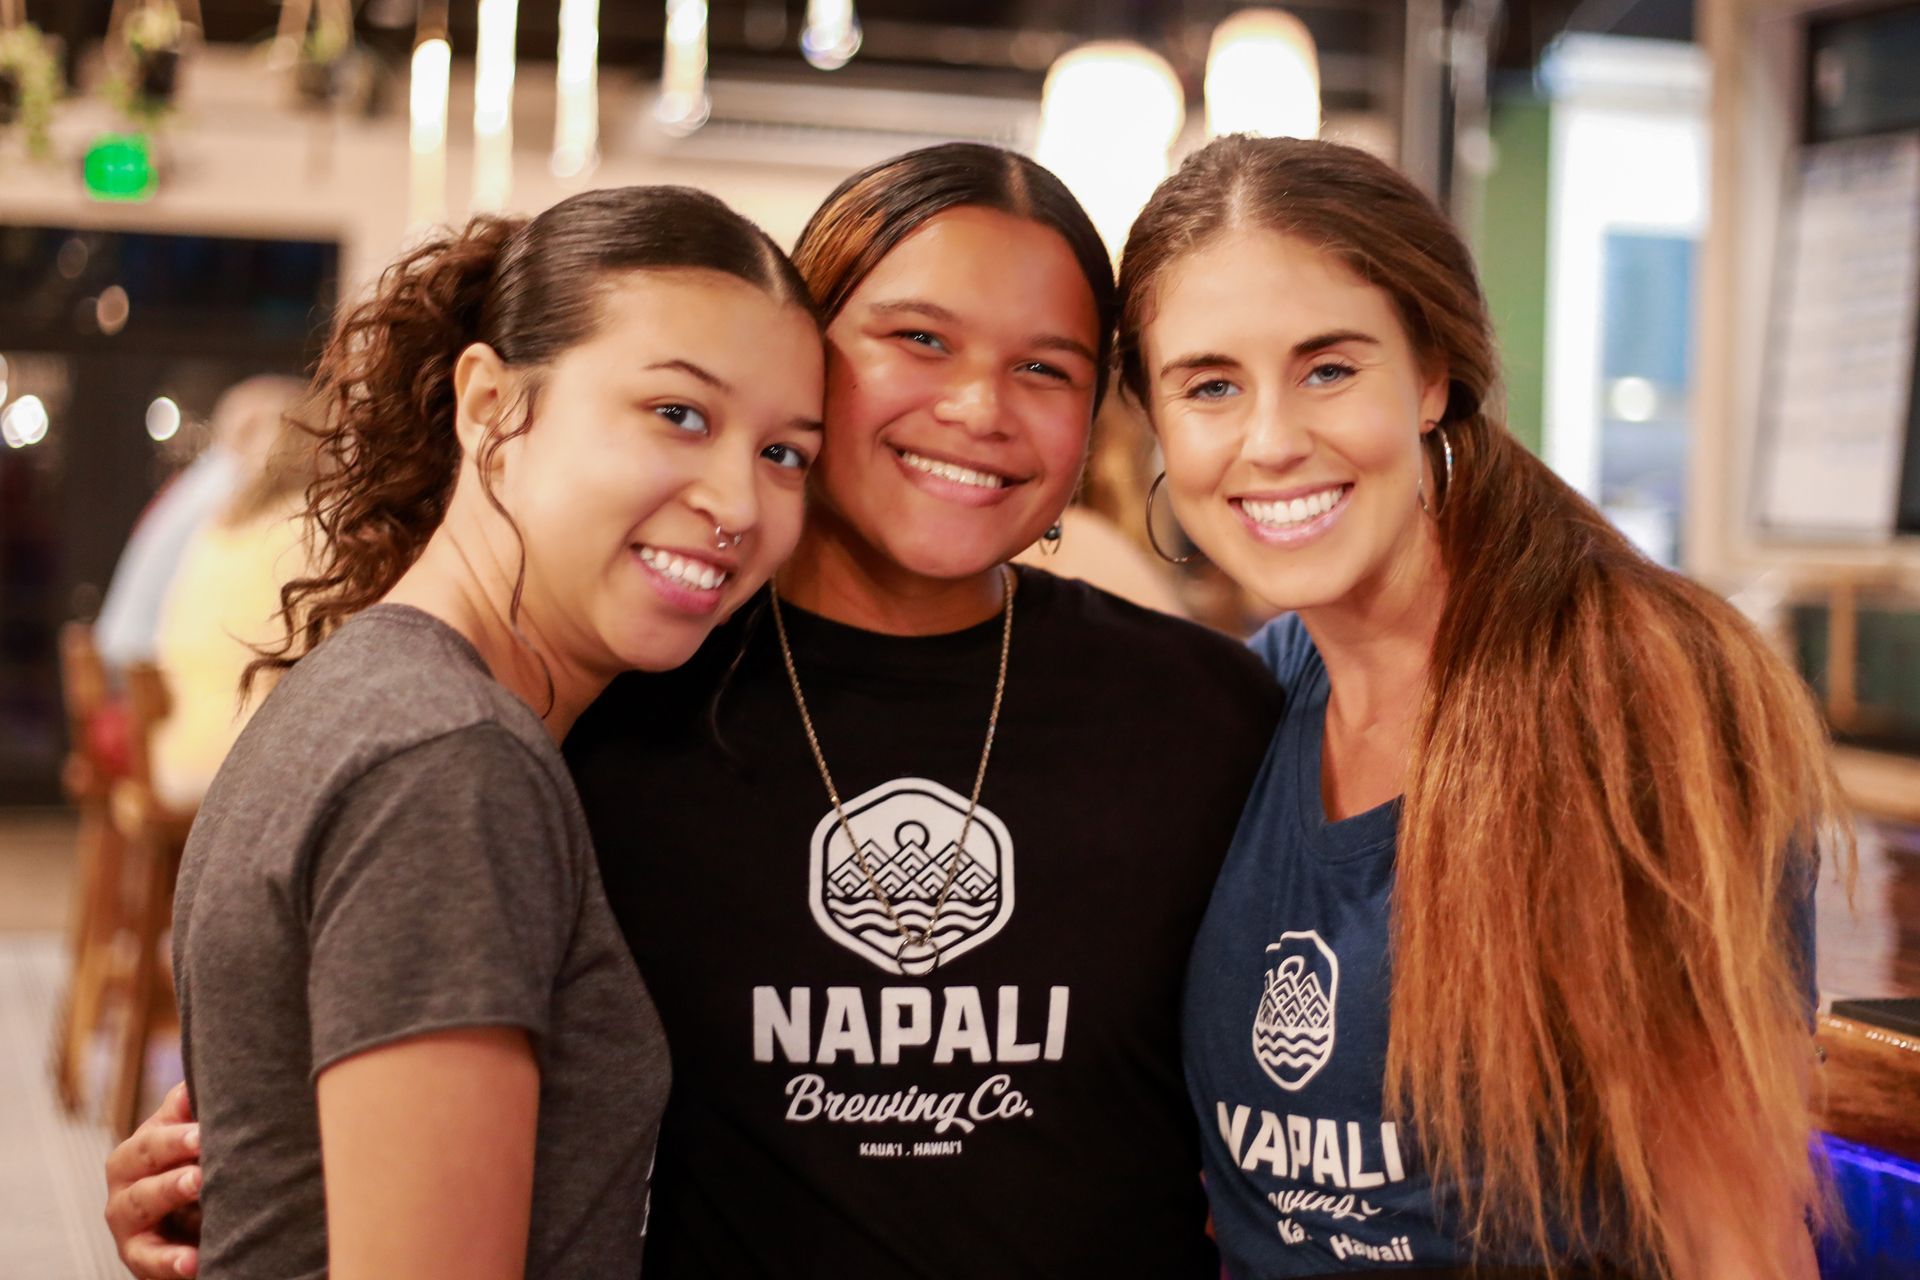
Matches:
[631,542,736,615]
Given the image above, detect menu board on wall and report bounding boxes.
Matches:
[1755,133,1920,539]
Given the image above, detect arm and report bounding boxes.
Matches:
[317,1028,539,1280]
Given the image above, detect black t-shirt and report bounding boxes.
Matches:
[567,568,1282,1279]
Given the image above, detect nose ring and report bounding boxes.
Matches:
[715,524,743,551]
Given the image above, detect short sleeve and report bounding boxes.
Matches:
[304,724,580,1077]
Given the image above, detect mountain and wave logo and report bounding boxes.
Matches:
[807,777,1014,975]
[1252,931,1339,1091]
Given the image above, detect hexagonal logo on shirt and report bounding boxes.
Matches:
[807,776,1014,976]
[1252,931,1339,1091]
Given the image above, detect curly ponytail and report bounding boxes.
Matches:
[246,185,814,692]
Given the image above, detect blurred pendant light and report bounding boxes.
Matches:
[1205,8,1320,140]
[654,0,709,136]
[1036,42,1184,259]
[471,0,519,210]
[551,0,599,177]
[407,2,451,227]
[800,0,860,71]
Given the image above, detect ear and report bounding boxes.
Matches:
[1417,368,1450,433]
[451,342,511,463]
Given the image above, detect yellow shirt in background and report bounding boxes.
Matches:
[151,502,308,814]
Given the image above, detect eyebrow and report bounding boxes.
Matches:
[1157,330,1382,381]
[869,297,1097,364]
[646,358,732,393]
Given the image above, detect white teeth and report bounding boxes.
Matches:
[1243,486,1346,528]
[637,546,729,592]
[898,449,1007,490]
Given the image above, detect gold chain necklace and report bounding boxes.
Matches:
[768,567,1015,974]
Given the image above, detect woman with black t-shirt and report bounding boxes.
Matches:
[107,145,1280,1279]
[562,145,1282,1278]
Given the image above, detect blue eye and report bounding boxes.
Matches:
[654,403,709,434]
[1186,379,1238,401]
[1305,362,1354,387]
[763,443,810,471]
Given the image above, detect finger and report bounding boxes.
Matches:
[110,1165,202,1242]
[108,1118,200,1187]
[120,1231,199,1279]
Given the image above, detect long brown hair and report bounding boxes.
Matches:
[1118,135,1850,1275]
[248,186,813,691]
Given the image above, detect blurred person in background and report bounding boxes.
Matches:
[147,381,318,813]
[93,376,304,673]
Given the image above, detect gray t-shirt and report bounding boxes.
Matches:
[173,604,668,1279]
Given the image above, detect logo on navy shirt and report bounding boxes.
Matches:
[1252,931,1339,1090]
[807,777,1014,976]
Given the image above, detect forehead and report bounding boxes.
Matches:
[1148,228,1404,346]
[843,206,1098,332]
[572,270,821,394]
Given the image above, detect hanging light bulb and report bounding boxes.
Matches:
[801,0,860,71]
[472,0,521,210]
[1036,42,1185,259]
[408,33,452,227]
[552,0,600,177]
[655,0,710,136]
[1205,8,1320,140]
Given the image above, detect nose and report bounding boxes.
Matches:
[1242,390,1312,472]
[932,367,1005,439]
[686,438,761,545]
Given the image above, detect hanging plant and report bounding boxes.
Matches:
[107,0,187,126]
[0,22,60,159]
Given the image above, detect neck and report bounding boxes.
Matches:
[384,511,608,743]
[1295,525,1447,734]
[778,511,1006,636]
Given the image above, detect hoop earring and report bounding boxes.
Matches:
[1145,472,1197,565]
[1417,423,1455,517]
[1037,521,1063,556]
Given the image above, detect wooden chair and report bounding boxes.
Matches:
[106,663,196,1139]
[49,624,125,1113]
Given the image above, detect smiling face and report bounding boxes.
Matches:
[1142,229,1449,613]
[809,206,1102,581]
[483,269,823,674]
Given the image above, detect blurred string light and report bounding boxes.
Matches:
[97,285,131,335]
[0,353,9,405]
[2,395,49,449]
[1036,42,1184,259]
[655,0,710,136]
[472,0,521,210]
[552,0,600,178]
[800,0,860,71]
[146,396,182,442]
[408,32,452,226]
[1205,8,1320,140]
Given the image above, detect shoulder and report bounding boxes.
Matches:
[1247,613,1322,696]
[1022,567,1281,710]
[225,609,562,806]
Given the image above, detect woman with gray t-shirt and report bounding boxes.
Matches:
[158,186,824,1279]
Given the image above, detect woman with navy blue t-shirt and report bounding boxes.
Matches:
[1114,136,1846,1279]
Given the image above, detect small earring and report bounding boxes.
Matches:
[1145,472,1197,565]
[1038,521,1063,556]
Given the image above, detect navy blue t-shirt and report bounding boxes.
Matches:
[1184,615,1451,1275]
[1183,614,1819,1277]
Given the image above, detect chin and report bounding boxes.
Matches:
[878,528,1026,583]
